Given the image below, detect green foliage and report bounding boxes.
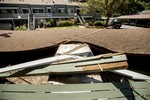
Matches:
[144,2,150,10]
[43,19,55,28]
[68,0,88,2]
[93,20,106,26]
[44,21,51,27]
[80,0,128,26]
[70,17,78,25]
[57,20,73,27]
[88,22,93,26]
[50,19,55,27]
[80,0,99,15]
[15,24,27,30]
[118,1,145,15]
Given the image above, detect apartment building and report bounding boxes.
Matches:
[0,0,85,30]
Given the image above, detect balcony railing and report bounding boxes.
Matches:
[0,13,100,19]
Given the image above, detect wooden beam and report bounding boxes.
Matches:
[82,61,128,71]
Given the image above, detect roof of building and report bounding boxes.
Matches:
[0,28,150,55]
[117,14,150,19]
[139,10,150,15]
[0,0,78,5]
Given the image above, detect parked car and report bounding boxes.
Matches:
[108,18,122,29]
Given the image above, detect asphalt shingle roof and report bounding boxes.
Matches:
[0,28,150,54]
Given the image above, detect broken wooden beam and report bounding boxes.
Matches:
[82,61,128,71]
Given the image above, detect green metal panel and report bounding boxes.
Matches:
[0,82,131,92]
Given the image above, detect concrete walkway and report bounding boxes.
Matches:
[121,25,145,29]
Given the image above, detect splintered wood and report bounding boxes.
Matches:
[82,61,128,71]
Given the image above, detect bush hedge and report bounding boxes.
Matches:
[93,21,106,26]
[57,20,73,27]
[14,24,27,30]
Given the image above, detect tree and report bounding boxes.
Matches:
[80,0,99,23]
[144,2,150,10]
[75,0,148,26]
[99,0,128,26]
[118,0,145,15]
[80,0,127,26]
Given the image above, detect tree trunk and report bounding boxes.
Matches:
[92,13,96,25]
[105,16,110,27]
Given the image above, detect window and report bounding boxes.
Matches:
[12,9,19,13]
[76,8,80,14]
[0,7,19,14]
[68,8,74,13]
[32,8,44,13]
[58,8,65,13]
[0,9,8,14]
[47,7,51,13]
[22,8,30,13]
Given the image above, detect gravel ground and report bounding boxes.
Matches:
[0,27,150,54]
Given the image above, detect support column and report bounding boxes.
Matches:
[27,14,30,30]
[33,14,35,29]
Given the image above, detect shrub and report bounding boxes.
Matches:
[44,21,51,28]
[15,24,27,30]
[70,17,78,25]
[93,21,106,26]
[57,20,73,27]
[43,19,55,28]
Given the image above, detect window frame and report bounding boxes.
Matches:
[58,8,65,13]
[21,8,30,14]
[68,8,74,13]
[47,7,51,13]
[31,8,44,13]
[0,7,19,14]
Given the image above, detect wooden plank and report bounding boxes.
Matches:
[0,82,131,92]
[54,53,126,64]
[131,82,150,89]
[0,89,133,100]
[133,89,150,96]
[72,54,127,66]
[134,96,150,100]
[131,82,150,99]
[83,61,128,71]
[0,82,149,100]
[108,96,135,100]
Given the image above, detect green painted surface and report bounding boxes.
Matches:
[0,54,127,77]
[0,82,149,100]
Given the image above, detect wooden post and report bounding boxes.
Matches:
[27,14,30,30]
